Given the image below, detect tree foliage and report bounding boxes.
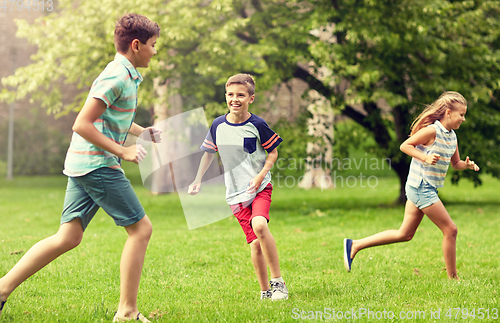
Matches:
[2,0,500,202]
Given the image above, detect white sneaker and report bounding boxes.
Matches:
[260,289,272,300]
[270,281,289,300]
[112,312,151,322]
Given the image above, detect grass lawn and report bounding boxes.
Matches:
[0,163,499,322]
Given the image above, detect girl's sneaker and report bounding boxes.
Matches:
[260,289,272,300]
[344,238,354,272]
[0,300,6,318]
[270,281,289,300]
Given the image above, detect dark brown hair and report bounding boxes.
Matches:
[114,13,160,53]
[226,74,256,96]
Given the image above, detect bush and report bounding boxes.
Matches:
[0,116,68,175]
[271,114,310,179]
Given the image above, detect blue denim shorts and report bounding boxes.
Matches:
[405,180,440,209]
[61,167,146,231]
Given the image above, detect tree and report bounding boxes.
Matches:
[2,0,500,202]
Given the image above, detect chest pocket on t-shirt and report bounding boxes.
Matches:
[243,137,257,154]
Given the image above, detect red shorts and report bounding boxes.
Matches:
[230,184,273,244]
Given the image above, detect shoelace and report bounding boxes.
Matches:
[271,282,283,291]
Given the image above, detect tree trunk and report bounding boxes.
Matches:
[391,157,410,205]
[299,89,335,190]
[149,77,183,194]
[292,65,412,203]
[391,102,413,205]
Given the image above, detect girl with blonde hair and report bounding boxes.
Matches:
[343,91,480,279]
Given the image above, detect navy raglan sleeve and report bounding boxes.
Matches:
[200,116,225,154]
[256,118,283,153]
[200,124,217,153]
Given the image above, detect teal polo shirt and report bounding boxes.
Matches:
[63,53,143,177]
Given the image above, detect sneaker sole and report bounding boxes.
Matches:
[343,238,351,272]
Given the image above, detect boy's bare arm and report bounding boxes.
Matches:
[129,123,145,136]
[188,152,215,195]
[260,148,278,176]
[72,98,146,164]
[247,148,278,193]
[129,122,162,143]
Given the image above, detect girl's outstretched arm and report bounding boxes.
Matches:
[450,146,480,171]
[400,127,440,165]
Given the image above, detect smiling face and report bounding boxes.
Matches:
[225,83,255,116]
[447,104,467,130]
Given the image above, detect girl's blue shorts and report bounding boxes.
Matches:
[405,180,440,210]
[61,167,146,231]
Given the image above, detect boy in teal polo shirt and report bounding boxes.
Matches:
[0,13,160,322]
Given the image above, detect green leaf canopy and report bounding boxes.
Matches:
[2,0,500,202]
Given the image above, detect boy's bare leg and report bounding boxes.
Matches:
[350,201,424,259]
[250,240,269,291]
[251,216,281,279]
[116,215,152,318]
[0,219,83,301]
[422,201,459,279]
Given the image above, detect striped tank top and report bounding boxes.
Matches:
[406,120,457,188]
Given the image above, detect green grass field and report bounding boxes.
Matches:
[0,163,499,322]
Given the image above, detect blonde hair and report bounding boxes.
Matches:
[410,91,467,136]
